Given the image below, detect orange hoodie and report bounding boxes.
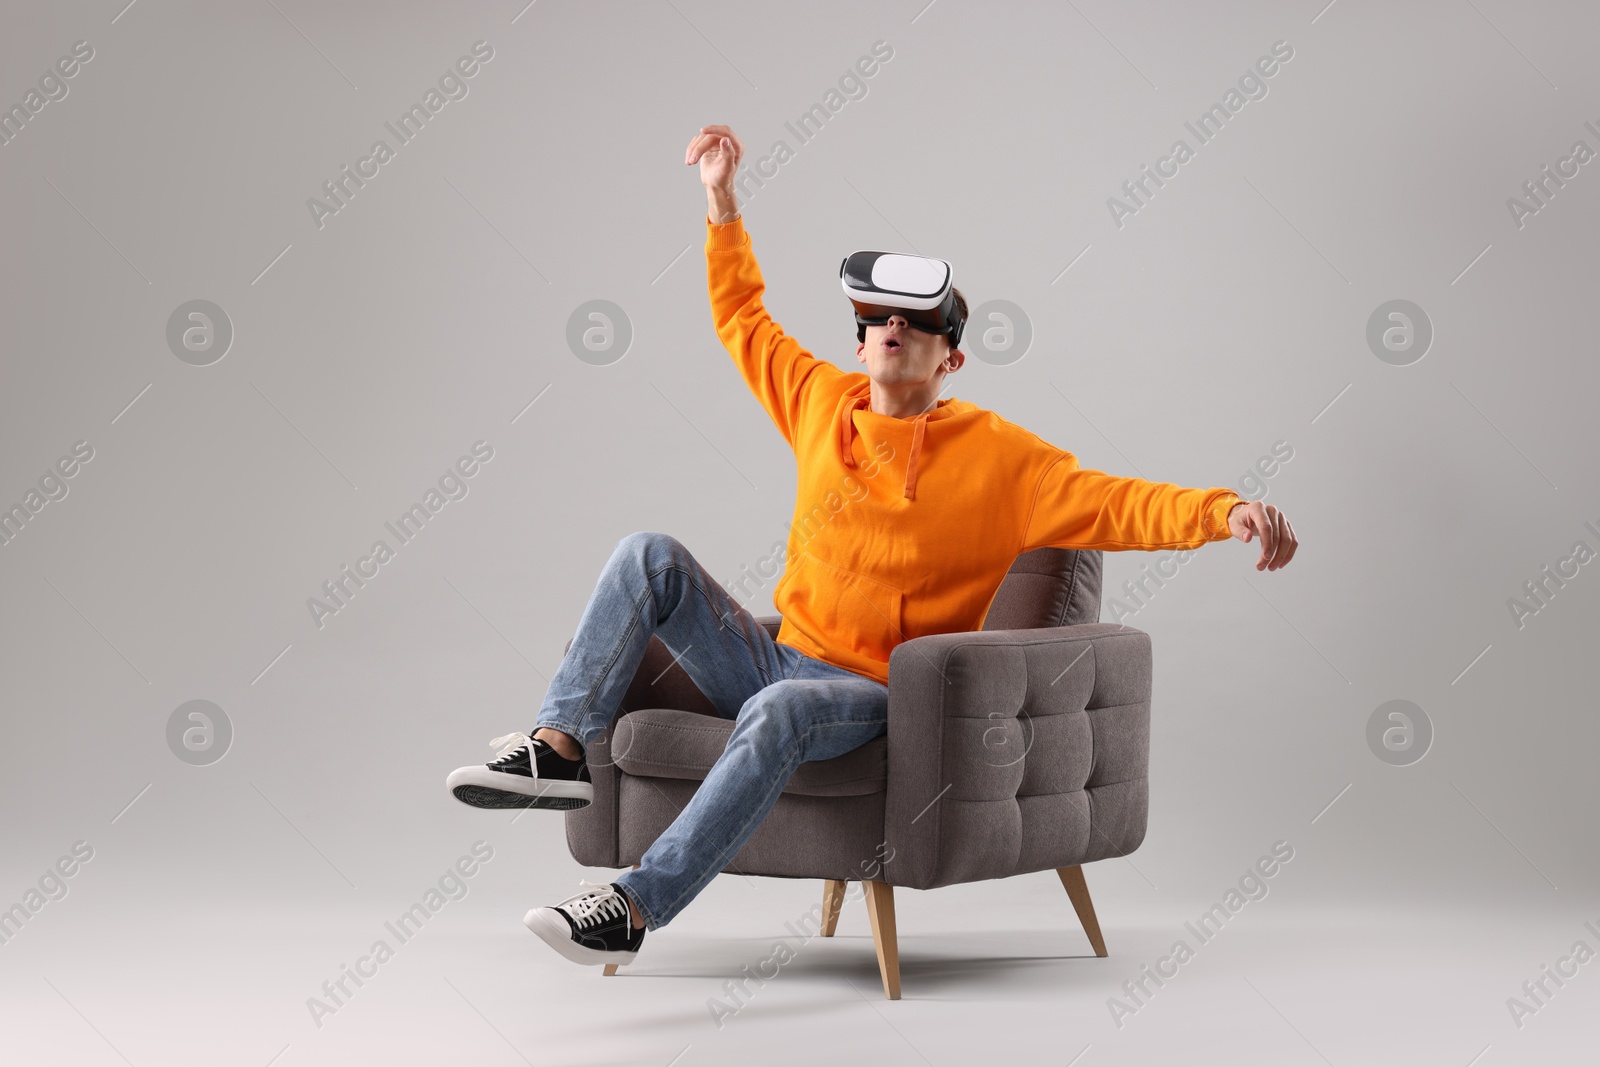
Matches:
[707,215,1241,685]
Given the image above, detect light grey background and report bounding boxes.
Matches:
[1,1,1596,1064]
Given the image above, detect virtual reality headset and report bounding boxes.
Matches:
[840,250,965,348]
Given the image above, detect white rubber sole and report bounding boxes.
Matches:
[445,765,594,810]
[523,908,640,966]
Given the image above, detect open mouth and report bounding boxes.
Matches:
[883,336,902,351]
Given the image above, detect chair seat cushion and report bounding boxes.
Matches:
[611,708,887,797]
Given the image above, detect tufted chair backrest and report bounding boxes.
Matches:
[981,547,1103,631]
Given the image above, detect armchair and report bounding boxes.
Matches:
[563,546,1152,999]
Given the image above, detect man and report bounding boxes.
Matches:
[446,123,1299,968]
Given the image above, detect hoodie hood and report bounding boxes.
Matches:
[837,380,976,500]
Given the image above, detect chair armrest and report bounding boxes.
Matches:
[882,623,1153,890]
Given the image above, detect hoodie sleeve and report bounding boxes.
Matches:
[706,214,844,447]
[1021,450,1242,552]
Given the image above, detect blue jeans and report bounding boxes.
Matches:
[532,531,890,930]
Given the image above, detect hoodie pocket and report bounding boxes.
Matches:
[780,549,904,659]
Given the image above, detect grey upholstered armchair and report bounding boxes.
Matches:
[563,546,1153,999]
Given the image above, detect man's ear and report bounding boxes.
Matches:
[944,347,965,374]
[856,340,868,364]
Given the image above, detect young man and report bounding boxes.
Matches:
[446,123,1298,968]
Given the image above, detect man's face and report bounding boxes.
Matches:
[855,314,964,388]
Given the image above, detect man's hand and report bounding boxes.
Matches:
[685,124,742,223]
[1227,500,1298,572]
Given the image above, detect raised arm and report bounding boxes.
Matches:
[685,124,843,446]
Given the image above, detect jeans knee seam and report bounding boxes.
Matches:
[644,560,775,692]
[554,556,770,743]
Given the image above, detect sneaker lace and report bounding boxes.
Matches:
[559,880,630,930]
[489,732,535,764]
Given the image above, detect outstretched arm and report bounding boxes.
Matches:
[685,124,843,446]
[1021,451,1298,570]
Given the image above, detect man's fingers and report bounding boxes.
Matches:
[694,125,744,162]
[1254,505,1276,570]
[688,125,736,159]
[1262,507,1297,571]
[1235,501,1297,572]
[1277,516,1298,569]
[685,131,720,163]
[1265,508,1286,569]
[685,129,740,166]
[685,132,717,163]
[700,123,744,154]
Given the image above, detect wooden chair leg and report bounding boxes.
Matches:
[604,864,642,977]
[821,879,848,937]
[862,880,901,1000]
[1056,864,1107,957]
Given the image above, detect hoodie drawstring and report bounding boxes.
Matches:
[838,393,929,501]
[839,392,865,472]
[903,414,926,500]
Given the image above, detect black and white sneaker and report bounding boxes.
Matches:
[446,732,593,810]
[524,880,645,966]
